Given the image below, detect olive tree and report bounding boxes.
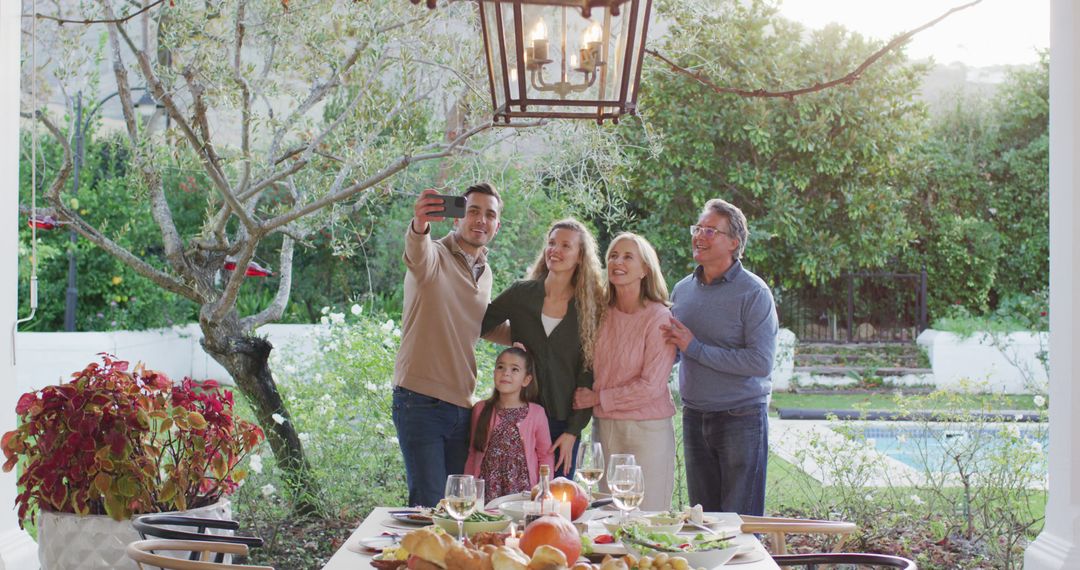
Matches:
[23,0,515,511]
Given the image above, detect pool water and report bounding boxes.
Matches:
[845,424,1048,474]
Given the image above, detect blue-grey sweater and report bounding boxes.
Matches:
[670,260,779,412]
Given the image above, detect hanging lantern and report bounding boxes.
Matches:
[482,0,652,123]
[412,0,653,123]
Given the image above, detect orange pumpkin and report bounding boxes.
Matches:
[550,477,589,521]
[519,514,582,564]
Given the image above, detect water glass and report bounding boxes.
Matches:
[605,453,635,495]
[475,478,486,512]
[609,464,644,522]
[575,441,604,503]
[444,474,477,543]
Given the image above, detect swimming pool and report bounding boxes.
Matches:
[846,423,1048,474]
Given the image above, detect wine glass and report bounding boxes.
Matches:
[606,453,635,496]
[609,464,644,522]
[575,441,604,503]
[444,475,477,543]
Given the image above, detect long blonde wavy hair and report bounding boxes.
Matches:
[604,232,670,307]
[527,219,605,369]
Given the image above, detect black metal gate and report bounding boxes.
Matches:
[777,269,928,343]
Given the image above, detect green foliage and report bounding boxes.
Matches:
[920,215,1003,316]
[18,132,200,330]
[933,289,1049,336]
[234,310,501,514]
[907,54,1048,320]
[615,0,925,289]
[779,390,1047,568]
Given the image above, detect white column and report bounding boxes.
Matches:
[1025,0,1080,568]
[0,1,41,568]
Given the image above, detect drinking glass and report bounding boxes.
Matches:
[575,441,604,503]
[609,464,644,522]
[444,475,477,543]
[475,478,486,512]
[605,453,635,495]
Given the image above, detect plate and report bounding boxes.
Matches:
[498,500,528,522]
[726,544,766,565]
[389,510,433,525]
[350,535,399,554]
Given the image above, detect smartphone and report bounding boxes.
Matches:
[434,194,467,218]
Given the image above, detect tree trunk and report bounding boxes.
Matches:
[199,312,321,517]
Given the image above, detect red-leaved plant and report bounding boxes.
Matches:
[1,355,264,524]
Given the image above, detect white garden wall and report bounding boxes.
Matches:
[13,324,323,396]
[16,324,801,399]
[917,329,1049,394]
[770,328,798,392]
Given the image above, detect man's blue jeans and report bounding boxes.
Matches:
[391,387,471,507]
[681,403,768,516]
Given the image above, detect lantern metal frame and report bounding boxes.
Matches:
[477,0,651,124]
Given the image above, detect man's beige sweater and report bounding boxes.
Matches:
[392,226,492,409]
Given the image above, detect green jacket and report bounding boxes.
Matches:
[481,279,594,436]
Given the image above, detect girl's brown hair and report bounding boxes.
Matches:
[471,347,538,452]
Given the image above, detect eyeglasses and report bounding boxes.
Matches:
[689,225,731,239]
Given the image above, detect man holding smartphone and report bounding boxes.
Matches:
[392,184,503,507]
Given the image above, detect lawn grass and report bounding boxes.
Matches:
[770,392,1040,413]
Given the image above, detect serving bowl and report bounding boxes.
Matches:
[432,515,512,536]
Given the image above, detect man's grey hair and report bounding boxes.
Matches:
[703,198,749,260]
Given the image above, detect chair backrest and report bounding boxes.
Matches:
[127,539,274,570]
[740,515,857,555]
[773,552,917,569]
[133,514,264,563]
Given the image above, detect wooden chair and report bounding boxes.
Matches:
[773,552,917,569]
[740,515,857,555]
[133,514,264,563]
[126,539,274,570]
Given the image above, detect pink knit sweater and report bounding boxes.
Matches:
[591,301,677,420]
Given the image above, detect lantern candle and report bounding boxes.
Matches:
[531,20,549,61]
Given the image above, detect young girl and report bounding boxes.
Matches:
[465,347,554,500]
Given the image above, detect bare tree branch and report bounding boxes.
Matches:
[33,0,166,25]
[261,120,496,234]
[266,13,431,160]
[648,0,982,99]
[31,110,203,302]
[234,0,253,197]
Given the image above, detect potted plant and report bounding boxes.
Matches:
[1,355,264,569]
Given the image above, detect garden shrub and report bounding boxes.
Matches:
[780,390,1047,570]
[232,308,501,520]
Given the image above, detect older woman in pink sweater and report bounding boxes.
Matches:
[573,232,677,511]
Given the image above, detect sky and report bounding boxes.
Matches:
[776,0,1049,68]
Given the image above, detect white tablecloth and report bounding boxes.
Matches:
[321,507,781,570]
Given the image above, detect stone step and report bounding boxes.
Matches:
[793,354,928,367]
[793,365,934,377]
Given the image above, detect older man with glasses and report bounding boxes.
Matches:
[661,198,779,516]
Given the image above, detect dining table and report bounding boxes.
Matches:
[321,507,782,570]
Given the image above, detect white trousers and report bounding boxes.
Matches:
[595,416,676,512]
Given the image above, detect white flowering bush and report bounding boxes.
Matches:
[234,307,500,521]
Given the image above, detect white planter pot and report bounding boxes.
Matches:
[37,499,232,570]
